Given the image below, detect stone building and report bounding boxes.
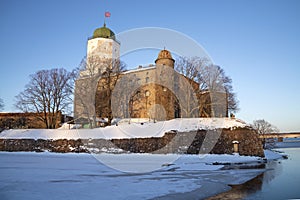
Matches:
[74,23,228,125]
[0,112,69,130]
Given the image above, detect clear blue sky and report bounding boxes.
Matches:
[0,0,299,132]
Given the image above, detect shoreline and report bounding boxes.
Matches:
[273,141,300,148]
[203,146,300,200]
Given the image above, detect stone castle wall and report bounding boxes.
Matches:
[0,112,65,129]
[0,127,264,157]
[94,67,180,120]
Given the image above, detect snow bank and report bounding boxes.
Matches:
[0,118,248,140]
[58,123,81,130]
[264,149,287,160]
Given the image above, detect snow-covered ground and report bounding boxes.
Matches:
[0,150,283,200]
[1,117,290,199]
[0,118,248,140]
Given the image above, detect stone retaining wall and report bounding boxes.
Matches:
[0,127,264,157]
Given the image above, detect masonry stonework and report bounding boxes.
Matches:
[0,128,264,157]
[74,24,228,123]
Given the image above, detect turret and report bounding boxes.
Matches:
[155,49,175,68]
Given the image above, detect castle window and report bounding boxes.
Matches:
[135,90,141,98]
[146,77,149,83]
[145,90,150,97]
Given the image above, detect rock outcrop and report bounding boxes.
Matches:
[0,127,264,157]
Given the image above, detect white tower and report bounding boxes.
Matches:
[80,23,120,76]
[74,23,120,124]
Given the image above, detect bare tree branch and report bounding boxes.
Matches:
[175,56,239,117]
[252,119,279,134]
[15,68,76,129]
[252,119,279,149]
[0,98,4,111]
[74,56,126,127]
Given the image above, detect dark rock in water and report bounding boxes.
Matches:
[221,163,266,170]
[212,162,231,165]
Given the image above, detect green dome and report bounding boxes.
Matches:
[92,23,115,40]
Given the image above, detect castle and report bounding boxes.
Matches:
[74,23,228,126]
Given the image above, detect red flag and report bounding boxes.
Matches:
[105,11,111,18]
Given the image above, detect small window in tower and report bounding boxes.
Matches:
[146,77,149,83]
[135,90,141,98]
[145,90,150,97]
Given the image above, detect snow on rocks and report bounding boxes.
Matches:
[0,118,248,140]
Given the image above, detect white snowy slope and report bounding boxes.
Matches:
[0,151,277,200]
[263,149,287,160]
[0,118,248,140]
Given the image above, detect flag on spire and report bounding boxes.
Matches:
[105,11,111,18]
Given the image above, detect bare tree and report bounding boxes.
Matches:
[252,119,279,148]
[0,98,4,111]
[74,56,126,127]
[175,56,239,117]
[96,59,126,125]
[15,68,76,129]
[74,56,103,128]
[175,73,200,117]
[252,119,279,134]
[175,56,208,84]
